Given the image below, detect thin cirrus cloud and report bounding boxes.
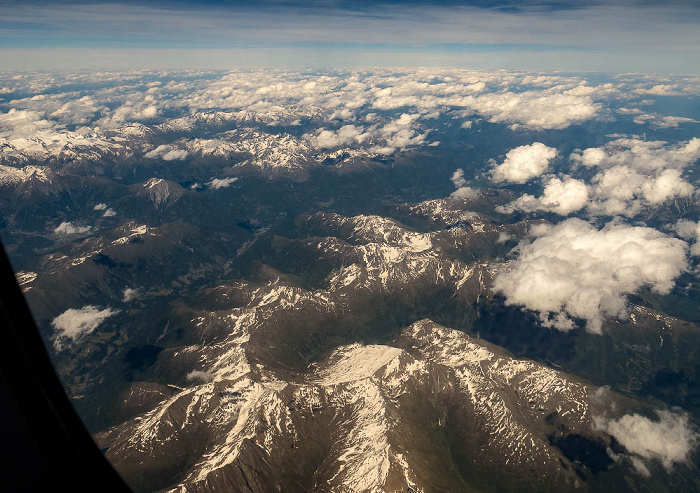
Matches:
[0,1,698,71]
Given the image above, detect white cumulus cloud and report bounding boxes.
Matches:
[207,176,238,189]
[186,370,214,383]
[500,138,700,218]
[94,203,116,217]
[571,138,700,174]
[122,287,140,302]
[304,124,367,149]
[596,410,698,471]
[451,168,468,188]
[499,175,589,215]
[673,219,700,256]
[0,108,55,137]
[145,144,188,161]
[465,88,602,130]
[162,148,188,161]
[449,168,478,200]
[491,143,557,184]
[587,167,695,218]
[53,221,92,236]
[450,186,479,200]
[493,218,689,333]
[51,305,120,350]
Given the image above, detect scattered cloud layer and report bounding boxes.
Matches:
[501,138,700,218]
[574,138,699,217]
[573,137,700,171]
[51,305,120,350]
[0,68,639,171]
[618,107,698,129]
[0,69,696,178]
[303,113,427,154]
[493,219,689,333]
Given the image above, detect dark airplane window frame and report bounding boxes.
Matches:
[0,240,130,492]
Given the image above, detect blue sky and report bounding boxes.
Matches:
[1,0,699,72]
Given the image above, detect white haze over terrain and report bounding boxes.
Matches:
[0,68,697,338]
[0,68,696,331]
